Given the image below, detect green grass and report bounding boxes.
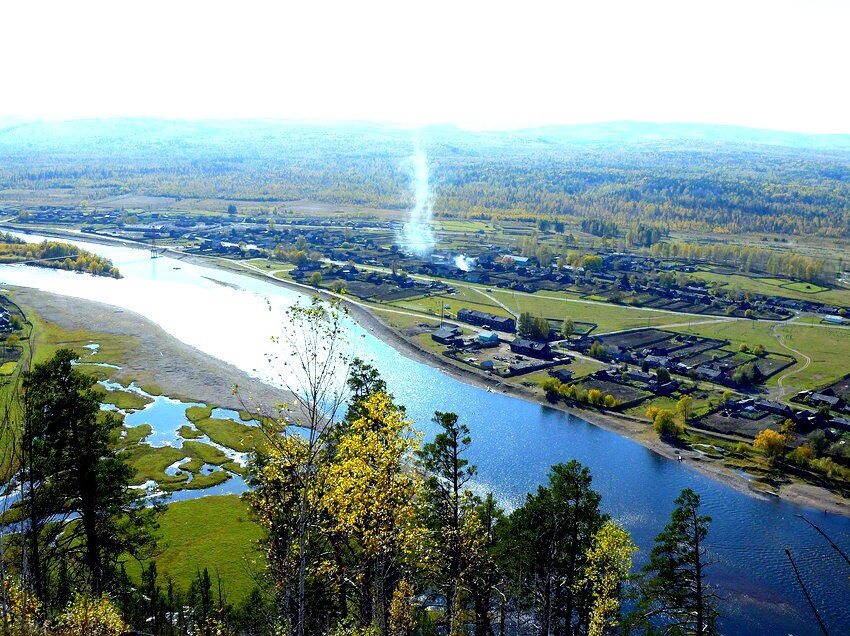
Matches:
[193,416,266,454]
[178,424,204,439]
[667,320,850,392]
[491,289,683,333]
[625,396,679,418]
[94,386,153,411]
[688,270,850,305]
[123,444,188,486]
[176,470,231,491]
[186,404,214,422]
[0,361,15,375]
[121,423,152,446]
[129,495,262,604]
[783,281,828,293]
[181,440,231,466]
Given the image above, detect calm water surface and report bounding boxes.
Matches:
[1,234,848,635]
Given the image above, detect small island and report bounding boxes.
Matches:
[0,232,120,277]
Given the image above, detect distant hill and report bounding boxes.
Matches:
[1,118,849,156]
[0,118,847,238]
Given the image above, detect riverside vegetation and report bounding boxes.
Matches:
[0,298,728,636]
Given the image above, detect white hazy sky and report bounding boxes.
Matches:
[3,0,849,133]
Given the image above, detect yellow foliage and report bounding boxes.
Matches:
[389,579,415,636]
[753,428,786,461]
[577,522,637,636]
[318,391,422,559]
[54,594,127,636]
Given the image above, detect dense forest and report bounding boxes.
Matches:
[0,119,848,237]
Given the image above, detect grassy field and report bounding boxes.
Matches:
[490,289,690,333]
[128,495,262,604]
[667,320,850,392]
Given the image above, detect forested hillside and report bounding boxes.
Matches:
[1,119,848,236]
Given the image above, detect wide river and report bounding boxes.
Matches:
[1,235,848,634]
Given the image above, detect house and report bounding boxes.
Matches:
[810,393,842,409]
[754,400,795,418]
[549,368,574,383]
[508,360,552,375]
[644,355,671,369]
[829,416,850,432]
[457,308,516,332]
[477,331,500,345]
[694,366,722,382]
[627,369,654,383]
[650,380,679,395]
[510,339,552,359]
[432,326,462,345]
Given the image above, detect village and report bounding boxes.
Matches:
[11,205,850,321]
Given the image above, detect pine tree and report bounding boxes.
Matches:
[632,489,718,635]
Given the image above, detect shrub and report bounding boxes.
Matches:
[734,441,751,455]
[587,388,604,406]
[786,444,814,466]
[54,594,127,636]
[542,377,562,396]
[653,409,684,439]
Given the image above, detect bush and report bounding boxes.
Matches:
[542,377,562,396]
[786,444,814,466]
[653,409,684,439]
[54,594,127,636]
[587,388,604,406]
[734,441,751,455]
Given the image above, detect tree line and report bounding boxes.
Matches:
[649,240,833,285]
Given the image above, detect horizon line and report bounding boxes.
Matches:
[2,115,849,138]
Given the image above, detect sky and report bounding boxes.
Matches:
[3,0,849,134]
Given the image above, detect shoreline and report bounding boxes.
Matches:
[5,224,849,517]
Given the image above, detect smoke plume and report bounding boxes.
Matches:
[399,146,435,257]
[454,254,476,271]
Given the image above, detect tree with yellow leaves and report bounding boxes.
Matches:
[753,428,786,464]
[577,522,637,636]
[318,391,422,633]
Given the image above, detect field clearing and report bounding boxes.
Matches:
[390,293,511,321]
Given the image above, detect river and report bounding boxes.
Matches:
[1,234,848,634]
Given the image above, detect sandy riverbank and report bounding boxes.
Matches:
[11,286,289,414]
[5,226,849,516]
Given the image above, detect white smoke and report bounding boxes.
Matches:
[399,146,436,257]
[454,254,476,271]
